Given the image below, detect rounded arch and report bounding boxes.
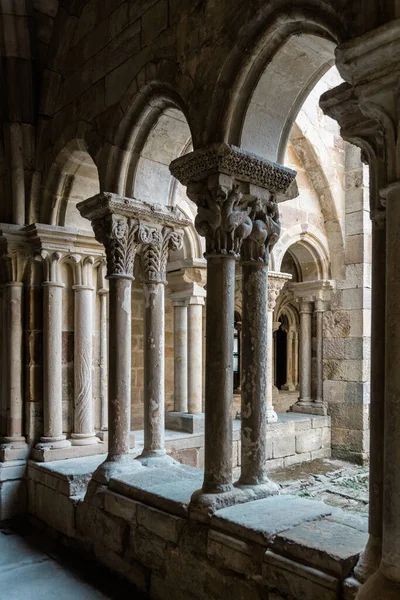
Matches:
[274,226,330,280]
[40,139,100,228]
[98,80,195,197]
[205,3,345,149]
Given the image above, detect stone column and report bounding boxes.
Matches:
[170,143,295,516]
[36,251,70,450]
[314,298,325,405]
[99,286,109,432]
[266,274,291,423]
[70,256,99,446]
[172,300,188,413]
[0,285,5,437]
[77,195,144,482]
[138,227,184,466]
[282,325,296,390]
[238,202,280,494]
[1,283,25,446]
[294,326,300,389]
[297,300,313,404]
[187,298,203,414]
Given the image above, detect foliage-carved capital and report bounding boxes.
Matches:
[140,226,184,284]
[92,214,139,278]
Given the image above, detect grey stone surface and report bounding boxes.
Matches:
[273,518,368,577]
[211,495,334,545]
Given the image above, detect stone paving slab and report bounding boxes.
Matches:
[110,465,203,517]
[0,528,48,570]
[211,495,334,545]
[273,518,368,578]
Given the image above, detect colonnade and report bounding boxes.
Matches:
[320,21,400,599]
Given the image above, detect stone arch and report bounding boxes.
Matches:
[274,227,330,281]
[40,139,100,228]
[205,3,344,149]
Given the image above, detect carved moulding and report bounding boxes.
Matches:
[170,143,296,259]
[77,192,190,279]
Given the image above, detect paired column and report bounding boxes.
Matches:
[99,285,109,433]
[172,300,188,413]
[70,256,99,446]
[314,299,325,405]
[239,217,280,491]
[170,143,295,515]
[266,274,291,423]
[298,300,313,404]
[77,196,143,482]
[138,227,184,466]
[36,251,70,450]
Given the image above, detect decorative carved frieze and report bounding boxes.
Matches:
[268,272,292,312]
[170,143,296,192]
[170,144,295,258]
[77,192,190,279]
[241,197,281,264]
[92,214,139,278]
[140,226,184,284]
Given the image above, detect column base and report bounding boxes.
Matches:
[165,411,205,434]
[190,481,279,523]
[92,454,144,485]
[290,401,328,416]
[32,439,106,462]
[266,408,278,423]
[356,570,400,600]
[136,450,178,468]
[0,459,27,520]
[0,440,29,461]
[70,433,101,446]
[354,535,382,583]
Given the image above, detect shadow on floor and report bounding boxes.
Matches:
[0,519,149,600]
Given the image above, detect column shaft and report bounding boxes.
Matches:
[299,302,312,402]
[142,282,166,457]
[294,328,299,388]
[314,301,324,404]
[284,330,295,390]
[187,302,203,414]
[107,277,132,458]
[382,188,400,582]
[203,256,235,493]
[239,263,268,484]
[71,286,99,445]
[266,311,278,423]
[39,282,70,447]
[99,290,108,431]
[355,213,386,582]
[0,287,5,436]
[173,303,188,413]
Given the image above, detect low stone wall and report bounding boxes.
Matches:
[26,459,365,600]
[164,413,331,471]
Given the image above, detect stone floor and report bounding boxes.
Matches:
[273,458,369,513]
[0,522,148,599]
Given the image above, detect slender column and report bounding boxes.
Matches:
[238,208,279,494]
[37,252,70,449]
[170,143,296,514]
[187,299,203,414]
[172,301,188,413]
[282,326,295,390]
[1,283,25,444]
[298,300,313,403]
[266,275,290,423]
[355,209,386,582]
[138,227,184,465]
[71,274,99,446]
[293,327,299,388]
[76,202,144,482]
[0,286,5,436]
[380,183,400,585]
[99,287,108,432]
[314,299,325,404]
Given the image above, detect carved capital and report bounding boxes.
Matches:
[170,144,295,258]
[0,227,30,284]
[268,275,290,312]
[241,197,281,264]
[92,214,139,278]
[140,226,184,284]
